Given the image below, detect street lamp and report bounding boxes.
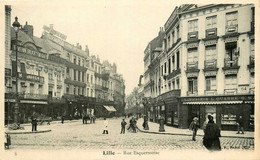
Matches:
[12,17,21,124]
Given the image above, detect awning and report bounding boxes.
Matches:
[183,101,243,105]
[244,101,254,104]
[20,100,48,104]
[104,106,117,112]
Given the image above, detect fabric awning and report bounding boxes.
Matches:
[104,106,117,112]
[244,101,254,104]
[183,101,243,105]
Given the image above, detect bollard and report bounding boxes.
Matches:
[159,119,165,132]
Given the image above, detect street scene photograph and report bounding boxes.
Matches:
[1,1,259,160]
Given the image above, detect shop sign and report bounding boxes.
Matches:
[181,95,254,102]
[238,85,249,94]
[204,71,217,76]
[224,37,238,43]
[43,31,64,46]
[14,45,47,59]
[156,90,180,102]
[43,25,67,40]
[187,72,198,78]
[224,69,238,75]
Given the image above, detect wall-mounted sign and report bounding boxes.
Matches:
[204,40,217,46]
[224,37,238,43]
[187,72,198,78]
[14,45,47,59]
[238,85,249,94]
[224,69,238,75]
[181,95,254,102]
[43,31,64,46]
[43,25,67,40]
[204,71,217,76]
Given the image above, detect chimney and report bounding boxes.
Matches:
[85,45,89,56]
[49,24,54,29]
[22,21,34,37]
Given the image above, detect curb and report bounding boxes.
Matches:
[137,127,254,139]
[5,129,52,135]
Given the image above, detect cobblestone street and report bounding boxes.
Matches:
[7,118,254,151]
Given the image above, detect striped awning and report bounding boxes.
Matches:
[183,101,243,105]
[104,106,117,112]
[20,100,48,104]
[244,101,255,104]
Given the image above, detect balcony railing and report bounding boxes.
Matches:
[26,74,44,83]
[204,60,217,70]
[48,79,54,84]
[23,93,48,100]
[224,89,237,95]
[167,69,181,80]
[187,91,198,96]
[95,84,103,90]
[204,90,217,96]
[188,31,198,41]
[187,61,198,71]
[225,25,238,34]
[224,57,239,69]
[205,28,217,38]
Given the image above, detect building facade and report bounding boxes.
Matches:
[143,4,255,131]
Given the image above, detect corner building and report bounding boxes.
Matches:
[144,4,255,131]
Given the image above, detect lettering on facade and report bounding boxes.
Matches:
[43,31,64,46]
[15,45,47,59]
[224,37,238,43]
[238,85,249,94]
[187,72,198,78]
[204,71,217,76]
[182,95,254,102]
[204,40,217,46]
[43,25,67,40]
[187,42,199,48]
[224,69,238,75]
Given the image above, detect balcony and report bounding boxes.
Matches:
[95,84,103,90]
[204,60,217,71]
[48,79,54,84]
[223,58,239,70]
[64,78,86,87]
[186,61,199,72]
[204,90,217,96]
[167,69,181,80]
[224,89,237,95]
[205,28,218,39]
[5,68,11,76]
[26,74,44,83]
[187,91,198,96]
[188,31,198,41]
[57,80,62,85]
[225,25,238,34]
[23,93,48,100]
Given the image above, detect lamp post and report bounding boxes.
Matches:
[12,17,21,124]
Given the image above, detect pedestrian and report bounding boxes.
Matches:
[103,118,108,134]
[47,116,52,125]
[132,117,137,133]
[203,115,221,151]
[61,116,65,124]
[189,117,199,141]
[236,115,245,134]
[120,119,127,134]
[93,115,96,123]
[4,133,11,149]
[31,116,35,131]
[32,118,38,131]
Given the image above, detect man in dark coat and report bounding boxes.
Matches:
[203,115,221,151]
[61,116,65,124]
[120,119,127,134]
[236,116,245,134]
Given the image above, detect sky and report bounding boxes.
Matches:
[10,0,177,95]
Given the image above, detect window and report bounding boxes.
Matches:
[188,19,198,32]
[205,45,217,60]
[66,67,70,78]
[168,36,171,49]
[176,51,180,69]
[82,87,85,95]
[164,62,167,74]
[67,53,70,61]
[30,83,35,94]
[73,56,76,64]
[87,88,89,96]
[250,39,255,55]
[206,16,217,29]
[91,75,93,84]
[226,12,238,27]
[161,65,163,76]
[176,25,179,39]
[38,85,43,94]
[82,72,85,82]
[188,78,197,93]
[57,86,61,97]
[91,60,94,68]
[172,31,175,44]
[206,77,216,91]
[95,65,97,72]
[66,86,70,94]
[98,66,101,74]
[91,89,93,97]
[48,72,53,80]
[225,75,237,89]
[168,82,171,90]
[172,80,175,89]
[87,74,89,82]
[168,58,171,74]
[78,57,81,66]
[74,69,77,81]
[82,59,84,67]
[57,73,61,82]
[176,78,180,89]
[187,47,198,62]
[74,86,76,94]
[172,55,175,71]
[78,71,81,81]
[78,87,81,95]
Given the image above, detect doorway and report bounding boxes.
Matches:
[205,105,216,122]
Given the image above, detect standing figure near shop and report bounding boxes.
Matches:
[31,117,38,132]
[103,118,108,134]
[203,115,221,151]
[61,116,65,124]
[236,115,245,134]
[189,117,200,141]
[120,119,127,134]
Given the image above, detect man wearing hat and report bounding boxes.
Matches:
[203,115,221,151]
[189,117,200,141]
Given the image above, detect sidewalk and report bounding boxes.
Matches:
[137,120,254,139]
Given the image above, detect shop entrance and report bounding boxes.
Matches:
[205,105,216,123]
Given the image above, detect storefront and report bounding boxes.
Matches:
[180,94,254,131]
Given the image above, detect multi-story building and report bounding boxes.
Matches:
[143,4,255,131]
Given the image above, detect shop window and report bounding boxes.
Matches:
[188,47,198,62]
[206,16,217,29]
[225,75,237,89]
[188,78,197,93]
[221,106,237,125]
[206,77,216,91]
[188,19,198,32]
[205,45,217,60]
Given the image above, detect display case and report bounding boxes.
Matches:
[221,114,237,125]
